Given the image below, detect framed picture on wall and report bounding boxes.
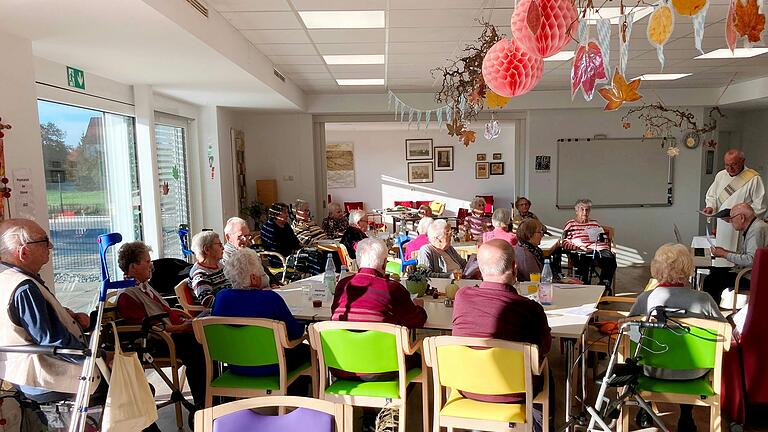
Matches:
[493,153,502,160]
[490,162,505,175]
[476,153,486,161]
[475,162,489,179]
[408,161,434,183]
[434,146,454,171]
[405,139,433,160]
[535,155,551,172]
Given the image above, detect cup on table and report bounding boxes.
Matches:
[530,273,541,282]
[312,299,323,308]
[452,270,462,281]
[300,284,312,300]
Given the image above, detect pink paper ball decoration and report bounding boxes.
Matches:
[482,38,544,98]
[511,0,578,58]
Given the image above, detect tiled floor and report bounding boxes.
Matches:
[150,265,767,431]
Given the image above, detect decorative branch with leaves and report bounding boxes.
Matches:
[621,103,725,137]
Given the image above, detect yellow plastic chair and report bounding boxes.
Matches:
[423,336,549,432]
[429,201,446,216]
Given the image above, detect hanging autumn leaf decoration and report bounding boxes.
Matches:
[671,0,708,16]
[459,129,477,146]
[598,69,643,111]
[571,41,607,101]
[446,117,465,137]
[733,0,766,43]
[726,0,738,51]
[527,0,544,34]
[485,90,511,109]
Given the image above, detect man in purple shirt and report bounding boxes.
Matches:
[452,239,552,431]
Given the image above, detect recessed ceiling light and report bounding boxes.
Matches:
[544,51,575,61]
[635,73,692,80]
[336,79,385,86]
[579,7,653,24]
[298,11,384,29]
[695,48,768,59]
[323,55,385,65]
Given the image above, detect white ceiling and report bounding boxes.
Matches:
[209,0,768,95]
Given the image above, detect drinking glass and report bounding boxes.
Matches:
[530,273,541,282]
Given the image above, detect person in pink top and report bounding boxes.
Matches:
[482,208,517,246]
[404,217,434,260]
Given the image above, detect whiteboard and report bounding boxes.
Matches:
[556,138,673,208]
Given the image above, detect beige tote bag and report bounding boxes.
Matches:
[102,322,158,432]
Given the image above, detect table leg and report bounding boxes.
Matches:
[563,337,574,432]
[581,331,587,409]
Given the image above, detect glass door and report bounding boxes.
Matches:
[155,120,190,259]
[38,100,141,311]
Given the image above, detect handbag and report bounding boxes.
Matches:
[102,322,158,432]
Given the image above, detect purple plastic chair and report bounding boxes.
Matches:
[213,407,333,432]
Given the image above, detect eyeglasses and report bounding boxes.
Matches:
[25,236,52,247]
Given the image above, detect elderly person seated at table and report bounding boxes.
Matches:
[629,243,725,432]
[189,231,231,305]
[463,196,490,241]
[515,219,547,282]
[483,208,517,245]
[212,248,309,377]
[419,219,467,278]
[223,216,280,286]
[404,217,434,261]
[322,202,348,238]
[116,241,206,408]
[340,209,368,260]
[291,199,328,247]
[513,196,539,223]
[417,204,433,218]
[261,202,301,262]
[560,198,617,290]
[453,239,552,431]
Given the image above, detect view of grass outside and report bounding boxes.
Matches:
[46,190,106,215]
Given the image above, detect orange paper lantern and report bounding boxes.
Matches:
[511,0,579,58]
[482,38,544,98]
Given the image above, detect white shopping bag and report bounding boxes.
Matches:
[102,322,158,432]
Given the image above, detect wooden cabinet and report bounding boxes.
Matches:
[255,179,278,207]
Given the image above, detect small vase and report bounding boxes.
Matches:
[445,281,461,300]
[406,280,427,297]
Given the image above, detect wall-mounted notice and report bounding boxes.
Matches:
[13,168,35,219]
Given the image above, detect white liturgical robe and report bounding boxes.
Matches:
[705,166,767,250]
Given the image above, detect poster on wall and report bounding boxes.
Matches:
[230,128,248,213]
[326,142,355,188]
[535,155,551,172]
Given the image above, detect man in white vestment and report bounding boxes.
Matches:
[702,149,767,251]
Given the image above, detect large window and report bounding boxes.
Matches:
[38,100,141,311]
[155,119,190,259]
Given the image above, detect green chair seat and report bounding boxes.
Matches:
[325,368,421,398]
[211,361,311,391]
[637,373,714,397]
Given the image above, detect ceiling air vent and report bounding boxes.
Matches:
[185,0,208,17]
[273,69,286,82]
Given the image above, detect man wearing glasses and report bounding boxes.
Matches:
[222,216,280,286]
[702,149,766,252]
[704,203,768,303]
[0,218,97,401]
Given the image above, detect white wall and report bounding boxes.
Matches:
[236,112,317,215]
[526,108,707,265]
[724,108,768,178]
[324,124,517,216]
[0,31,51,280]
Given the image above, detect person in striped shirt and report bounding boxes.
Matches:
[189,231,231,305]
[561,199,617,289]
[463,196,490,241]
[291,199,328,247]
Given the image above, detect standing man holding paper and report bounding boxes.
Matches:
[702,149,766,251]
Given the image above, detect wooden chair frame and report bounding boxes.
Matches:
[259,250,289,283]
[618,317,731,432]
[423,336,549,432]
[194,395,345,432]
[720,267,752,314]
[308,321,429,432]
[586,295,636,381]
[193,316,318,408]
[174,280,207,316]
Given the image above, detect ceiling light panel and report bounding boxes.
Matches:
[299,11,384,29]
[544,51,575,61]
[579,7,653,24]
[323,54,385,64]
[635,73,692,80]
[336,78,385,85]
[695,48,768,59]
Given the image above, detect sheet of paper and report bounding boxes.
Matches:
[547,305,598,316]
[585,226,604,242]
[691,236,711,248]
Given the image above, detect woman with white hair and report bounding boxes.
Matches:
[561,198,617,289]
[404,217,434,260]
[340,209,368,259]
[189,230,230,304]
[322,202,348,237]
[213,248,308,377]
[291,199,327,247]
[419,219,467,278]
[463,196,490,241]
[482,208,517,246]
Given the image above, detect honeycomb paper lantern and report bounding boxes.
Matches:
[482,38,544,98]
[511,0,579,58]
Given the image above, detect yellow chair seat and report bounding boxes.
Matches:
[440,389,526,423]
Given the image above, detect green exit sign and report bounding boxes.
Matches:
[66,66,85,90]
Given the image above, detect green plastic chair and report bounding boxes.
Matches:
[620,317,731,432]
[308,321,428,432]
[193,317,317,408]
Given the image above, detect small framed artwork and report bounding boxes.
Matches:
[493,153,502,160]
[405,139,433,160]
[705,150,715,175]
[476,153,487,161]
[490,162,505,175]
[535,155,551,172]
[408,161,434,183]
[475,162,490,179]
[434,146,454,171]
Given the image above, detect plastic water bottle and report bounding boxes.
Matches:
[323,253,336,301]
[339,265,349,281]
[540,259,553,305]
